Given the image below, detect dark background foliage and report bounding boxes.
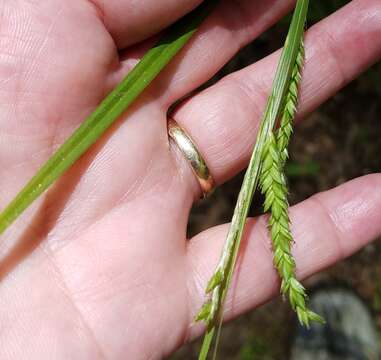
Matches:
[173,1,381,358]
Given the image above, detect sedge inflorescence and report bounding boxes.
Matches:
[196,2,324,359]
[259,42,324,327]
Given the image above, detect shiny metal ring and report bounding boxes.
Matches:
[168,118,214,198]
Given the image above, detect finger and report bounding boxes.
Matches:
[171,0,381,195]
[118,0,294,99]
[186,174,381,340]
[89,0,203,48]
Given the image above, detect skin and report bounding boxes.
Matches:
[0,0,380,358]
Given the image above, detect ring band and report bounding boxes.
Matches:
[168,118,214,198]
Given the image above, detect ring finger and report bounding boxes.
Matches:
[170,0,381,195]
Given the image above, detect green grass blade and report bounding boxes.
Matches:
[197,1,310,358]
[199,327,215,360]
[0,0,219,234]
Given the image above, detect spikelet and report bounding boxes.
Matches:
[260,131,324,326]
[277,41,305,164]
[259,42,324,327]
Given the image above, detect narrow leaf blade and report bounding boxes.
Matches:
[0,0,219,234]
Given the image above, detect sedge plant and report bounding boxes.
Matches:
[195,1,324,359]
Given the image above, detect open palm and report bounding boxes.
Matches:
[0,0,380,359]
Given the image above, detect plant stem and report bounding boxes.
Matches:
[196,1,310,358]
[0,0,219,235]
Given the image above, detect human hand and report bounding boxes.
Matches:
[0,0,380,359]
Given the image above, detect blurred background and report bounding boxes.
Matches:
[172,1,381,359]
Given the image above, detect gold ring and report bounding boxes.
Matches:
[168,118,214,198]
